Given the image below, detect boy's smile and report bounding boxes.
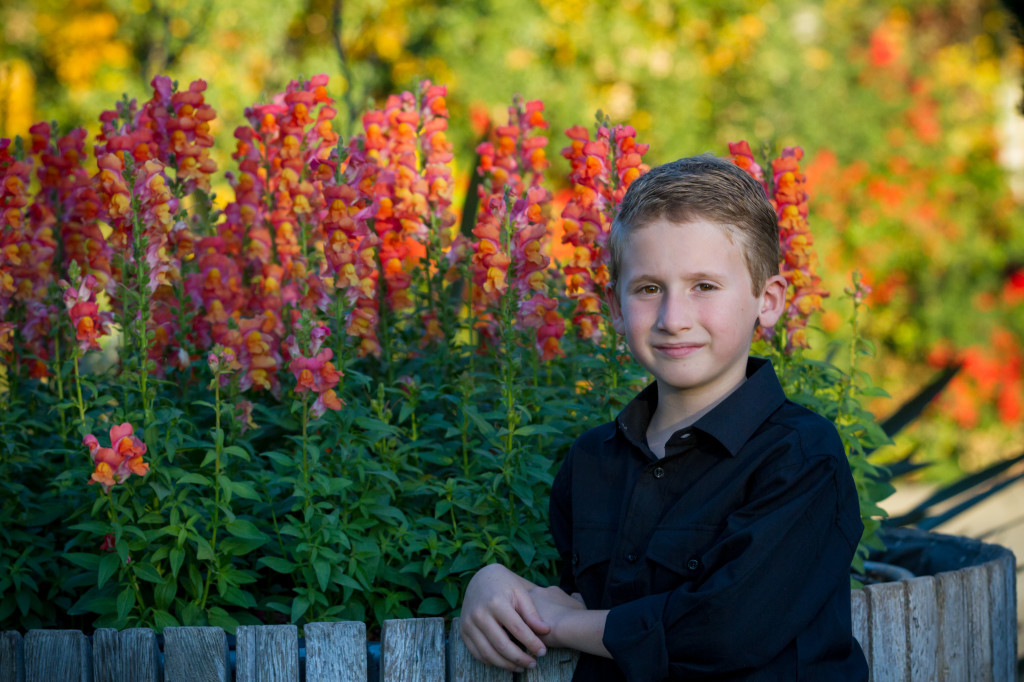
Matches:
[607,218,786,421]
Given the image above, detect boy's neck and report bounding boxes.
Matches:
[646,375,747,458]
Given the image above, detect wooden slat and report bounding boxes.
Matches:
[92,628,159,682]
[966,563,993,681]
[850,587,871,672]
[0,632,25,682]
[905,576,937,682]
[867,580,908,682]
[380,618,444,682]
[445,618,512,682]
[304,621,367,682]
[163,627,229,682]
[235,625,299,682]
[24,630,91,682]
[936,569,968,682]
[518,648,578,682]
[987,554,1015,682]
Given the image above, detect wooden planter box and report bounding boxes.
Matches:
[853,527,1018,682]
[0,529,1015,681]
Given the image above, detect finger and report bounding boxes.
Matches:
[513,592,551,641]
[494,601,547,658]
[465,617,536,671]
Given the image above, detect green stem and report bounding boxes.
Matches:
[198,379,224,610]
[302,393,309,486]
[54,334,68,444]
[73,353,86,425]
[106,489,145,620]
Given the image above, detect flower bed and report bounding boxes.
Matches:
[1,76,891,634]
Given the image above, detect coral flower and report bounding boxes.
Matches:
[85,423,149,492]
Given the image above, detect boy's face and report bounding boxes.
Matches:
[607,218,786,410]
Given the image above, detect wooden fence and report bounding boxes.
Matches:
[0,617,578,682]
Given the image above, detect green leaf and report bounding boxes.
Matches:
[259,557,297,574]
[153,609,180,631]
[229,481,261,501]
[207,606,239,633]
[154,578,177,611]
[291,594,310,623]
[98,552,120,589]
[169,547,185,578]
[195,537,215,561]
[226,519,268,541]
[70,521,113,535]
[313,559,331,591]
[417,596,449,616]
[223,445,251,461]
[179,473,212,486]
[133,563,163,583]
[219,537,267,556]
[222,585,257,608]
[63,552,101,571]
[513,424,559,437]
[116,587,135,621]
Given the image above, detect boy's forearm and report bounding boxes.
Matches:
[552,608,612,658]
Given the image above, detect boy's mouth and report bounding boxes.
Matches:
[653,343,702,358]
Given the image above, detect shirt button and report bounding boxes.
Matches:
[687,558,700,571]
[626,552,638,563]
[572,552,580,566]
[653,467,665,479]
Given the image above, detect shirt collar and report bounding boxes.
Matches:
[612,357,786,457]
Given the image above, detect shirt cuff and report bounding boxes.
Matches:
[603,597,669,681]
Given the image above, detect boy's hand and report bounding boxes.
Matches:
[460,564,551,671]
[527,585,587,649]
[528,585,612,659]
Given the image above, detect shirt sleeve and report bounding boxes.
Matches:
[603,442,862,680]
[549,444,576,593]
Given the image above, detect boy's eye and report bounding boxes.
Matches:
[637,284,660,294]
[696,282,717,292]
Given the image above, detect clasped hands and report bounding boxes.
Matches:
[459,563,589,672]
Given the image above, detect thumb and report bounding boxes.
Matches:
[516,591,551,635]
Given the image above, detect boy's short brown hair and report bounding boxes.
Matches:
[609,154,780,296]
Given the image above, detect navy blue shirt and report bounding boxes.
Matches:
[549,357,869,681]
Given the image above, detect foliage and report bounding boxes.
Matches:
[3,74,891,633]
[2,0,1021,486]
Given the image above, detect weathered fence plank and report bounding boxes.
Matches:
[936,569,968,682]
[236,624,299,682]
[163,626,229,682]
[518,647,578,682]
[867,580,908,682]
[24,630,91,682]
[445,617,511,682]
[380,618,445,682]
[0,632,24,682]
[305,621,367,682]
[966,563,993,681]
[92,628,159,682]
[850,587,870,672]
[988,554,1016,682]
[905,576,937,682]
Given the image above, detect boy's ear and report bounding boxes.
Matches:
[605,283,625,335]
[757,274,788,329]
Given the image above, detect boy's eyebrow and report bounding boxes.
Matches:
[623,270,731,285]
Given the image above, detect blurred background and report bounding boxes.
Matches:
[1,0,1022,500]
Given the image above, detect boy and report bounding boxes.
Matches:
[460,155,869,681]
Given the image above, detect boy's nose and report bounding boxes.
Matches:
[657,291,693,333]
